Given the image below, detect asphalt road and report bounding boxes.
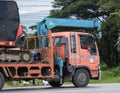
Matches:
[1,83,120,93]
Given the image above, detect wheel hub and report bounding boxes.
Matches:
[78,73,86,82]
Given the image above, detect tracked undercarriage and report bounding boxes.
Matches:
[0,48,33,63]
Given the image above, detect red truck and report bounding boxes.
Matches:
[0,1,101,90]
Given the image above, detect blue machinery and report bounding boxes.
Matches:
[37,18,102,48]
[37,18,102,37]
[36,18,102,79]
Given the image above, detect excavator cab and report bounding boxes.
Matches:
[0,1,25,47]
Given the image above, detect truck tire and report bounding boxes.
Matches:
[72,69,89,87]
[0,72,5,90]
[48,81,63,87]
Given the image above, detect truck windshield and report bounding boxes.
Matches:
[79,34,96,54]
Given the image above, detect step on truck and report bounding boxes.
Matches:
[0,1,101,90]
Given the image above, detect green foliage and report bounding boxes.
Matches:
[100,61,108,70]
[29,25,37,30]
[98,0,120,12]
[5,81,23,87]
[99,12,120,67]
[114,12,120,53]
[103,67,120,78]
[115,36,120,52]
[23,25,38,49]
[5,79,43,87]
[50,0,120,19]
[90,67,120,83]
[50,0,102,19]
[112,67,120,77]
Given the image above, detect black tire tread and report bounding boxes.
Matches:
[48,81,63,87]
[72,69,89,87]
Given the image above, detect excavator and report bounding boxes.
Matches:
[0,1,32,63]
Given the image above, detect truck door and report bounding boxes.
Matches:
[78,34,98,65]
[69,34,80,65]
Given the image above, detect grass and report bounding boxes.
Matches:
[90,76,120,83]
[5,79,42,88]
[90,66,120,83]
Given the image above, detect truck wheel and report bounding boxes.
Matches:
[0,72,5,90]
[48,81,63,87]
[72,69,89,87]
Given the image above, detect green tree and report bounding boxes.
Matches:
[50,0,101,19]
[100,12,120,67]
[22,25,28,33]
[29,25,37,31]
[50,0,120,19]
[50,0,120,21]
[98,0,120,13]
[114,12,120,53]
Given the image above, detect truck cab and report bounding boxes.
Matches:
[52,31,100,87]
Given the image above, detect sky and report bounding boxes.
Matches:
[14,0,54,34]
